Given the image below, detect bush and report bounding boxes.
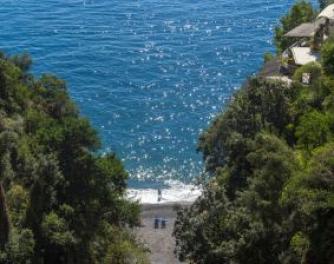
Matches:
[295,110,331,150]
[293,62,322,85]
[321,38,334,75]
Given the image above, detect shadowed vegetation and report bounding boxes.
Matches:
[174,1,334,263]
[0,52,148,264]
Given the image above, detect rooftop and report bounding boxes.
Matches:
[284,18,326,38]
[285,23,317,37]
[290,47,320,65]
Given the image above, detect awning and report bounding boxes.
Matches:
[290,47,319,65]
[318,3,334,20]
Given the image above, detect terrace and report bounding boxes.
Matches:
[262,4,334,84]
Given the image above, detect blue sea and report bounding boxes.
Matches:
[0,0,312,193]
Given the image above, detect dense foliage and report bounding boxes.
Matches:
[174,2,334,263]
[0,52,148,263]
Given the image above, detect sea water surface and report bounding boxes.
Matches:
[0,0,309,202]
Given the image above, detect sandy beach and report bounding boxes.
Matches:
[135,203,190,264]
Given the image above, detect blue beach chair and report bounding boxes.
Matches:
[154,217,160,229]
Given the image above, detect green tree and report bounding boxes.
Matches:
[198,78,295,196]
[10,53,32,73]
[274,1,315,53]
[321,37,334,76]
[295,110,331,150]
[0,52,147,263]
[175,134,299,263]
[283,143,334,263]
[174,2,334,264]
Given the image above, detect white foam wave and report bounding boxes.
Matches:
[126,180,202,204]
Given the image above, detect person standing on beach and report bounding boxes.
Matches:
[157,188,162,202]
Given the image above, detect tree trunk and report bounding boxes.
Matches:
[0,182,10,248]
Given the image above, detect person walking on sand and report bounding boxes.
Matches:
[157,188,162,202]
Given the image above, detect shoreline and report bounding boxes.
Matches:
[126,180,202,205]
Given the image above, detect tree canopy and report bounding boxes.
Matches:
[174,3,334,263]
[0,52,148,263]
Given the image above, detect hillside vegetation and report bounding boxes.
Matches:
[0,52,148,264]
[174,1,334,263]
